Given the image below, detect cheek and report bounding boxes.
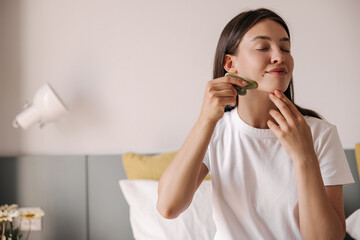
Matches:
[237,52,267,75]
[287,55,294,73]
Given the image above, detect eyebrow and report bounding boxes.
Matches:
[252,36,290,42]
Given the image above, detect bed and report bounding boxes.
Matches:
[0,148,359,239]
[117,150,360,240]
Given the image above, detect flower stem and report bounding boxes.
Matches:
[1,222,5,240]
[25,219,31,240]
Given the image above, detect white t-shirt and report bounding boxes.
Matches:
[203,109,354,240]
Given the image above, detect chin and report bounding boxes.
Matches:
[262,83,290,93]
[260,76,291,93]
[260,87,287,94]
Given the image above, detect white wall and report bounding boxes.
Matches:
[0,0,359,155]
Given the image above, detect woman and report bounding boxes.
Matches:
[157,8,354,239]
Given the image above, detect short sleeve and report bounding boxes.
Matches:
[316,125,354,186]
[203,147,210,172]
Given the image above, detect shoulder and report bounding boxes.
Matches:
[304,116,336,136]
[304,116,342,151]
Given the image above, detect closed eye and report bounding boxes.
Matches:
[256,48,269,52]
[256,48,290,53]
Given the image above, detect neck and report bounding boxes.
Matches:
[236,90,277,129]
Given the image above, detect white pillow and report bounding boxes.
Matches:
[119,179,216,240]
[346,208,360,239]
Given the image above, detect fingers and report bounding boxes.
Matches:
[269,109,289,128]
[271,90,302,120]
[208,83,237,96]
[207,75,249,98]
[267,92,315,163]
[204,81,236,106]
[201,75,250,122]
[217,96,237,107]
[212,75,249,88]
[208,89,237,106]
[268,90,307,136]
[267,119,282,136]
[269,92,295,126]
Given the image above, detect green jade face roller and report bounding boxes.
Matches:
[225,72,258,96]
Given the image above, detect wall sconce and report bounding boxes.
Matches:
[13,83,67,129]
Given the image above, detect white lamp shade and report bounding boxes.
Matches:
[13,83,67,129]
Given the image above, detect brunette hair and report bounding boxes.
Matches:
[214,8,321,119]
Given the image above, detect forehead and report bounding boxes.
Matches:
[242,19,289,42]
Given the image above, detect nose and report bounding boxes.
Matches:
[271,49,285,64]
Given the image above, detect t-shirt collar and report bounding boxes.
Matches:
[231,108,277,138]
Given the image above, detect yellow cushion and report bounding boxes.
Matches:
[122,152,211,180]
[355,143,360,180]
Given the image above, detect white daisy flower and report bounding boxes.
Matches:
[0,204,18,212]
[19,208,45,220]
[0,204,19,222]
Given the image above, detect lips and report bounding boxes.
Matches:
[266,67,287,74]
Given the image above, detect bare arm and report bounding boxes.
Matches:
[157,75,248,219]
[268,90,345,239]
[294,160,345,240]
[157,119,215,219]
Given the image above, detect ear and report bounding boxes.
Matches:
[224,54,238,74]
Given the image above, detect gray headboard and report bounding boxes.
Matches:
[0,150,359,240]
[343,150,360,217]
[0,155,132,240]
[87,155,133,239]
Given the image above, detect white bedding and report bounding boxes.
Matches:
[120,180,216,240]
[346,208,360,239]
[120,179,360,239]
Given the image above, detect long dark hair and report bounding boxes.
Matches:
[214,8,321,119]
